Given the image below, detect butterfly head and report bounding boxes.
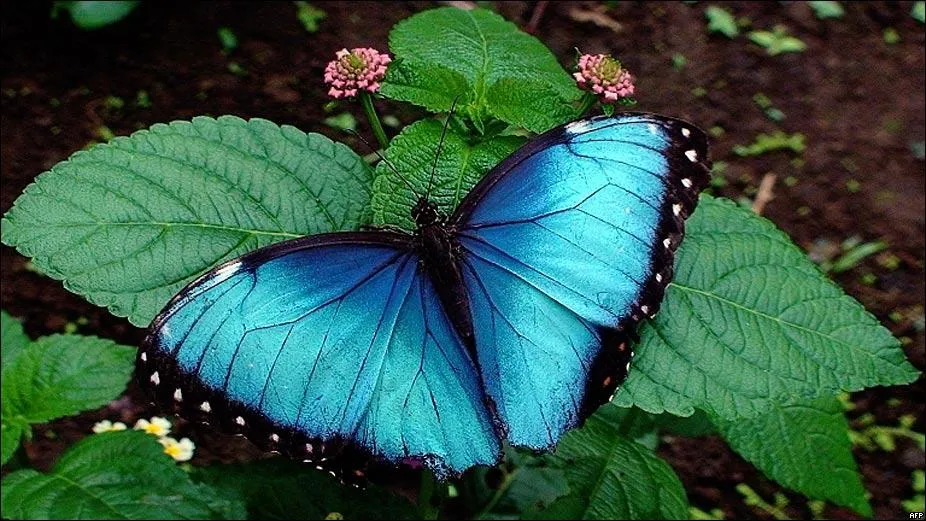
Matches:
[411,197,442,228]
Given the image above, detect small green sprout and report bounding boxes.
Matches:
[135,90,151,109]
[737,484,791,520]
[323,112,358,131]
[753,93,785,121]
[902,470,925,513]
[217,27,238,53]
[705,6,739,38]
[749,25,807,55]
[883,27,900,44]
[733,131,806,156]
[808,1,845,20]
[912,1,925,23]
[295,1,326,33]
[851,414,925,452]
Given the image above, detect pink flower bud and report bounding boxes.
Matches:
[323,47,392,99]
[574,53,635,104]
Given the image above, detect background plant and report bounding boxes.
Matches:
[1,4,921,520]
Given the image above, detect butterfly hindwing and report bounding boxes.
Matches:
[139,233,500,477]
[454,113,710,449]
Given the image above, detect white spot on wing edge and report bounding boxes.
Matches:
[685,149,698,162]
[663,238,672,249]
[682,127,691,137]
[140,352,147,362]
[681,178,693,188]
[213,260,243,284]
[235,416,246,426]
[270,433,280,443]
[564,119,595,135]
[656,273,663,283]
[150,371,160,385]
[641,305,650,315]
[200,401,212,413]
[672,203,682,216]
[173,388,183,402]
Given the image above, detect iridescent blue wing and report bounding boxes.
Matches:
[453,113,710,449]
[139,233,500,477]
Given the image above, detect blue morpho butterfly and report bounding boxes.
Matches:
[138,112,710,481]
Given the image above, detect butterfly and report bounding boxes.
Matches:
[137,112,710,480]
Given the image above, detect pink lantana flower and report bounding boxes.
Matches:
[573,53,635,103]
[323,47,392,99]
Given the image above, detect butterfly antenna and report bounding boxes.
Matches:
[425,96,462,200]
[345,128,421,199]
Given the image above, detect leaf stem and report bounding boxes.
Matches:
[360,91,389,150]
[576,92,597,118]
[475,467,519,519]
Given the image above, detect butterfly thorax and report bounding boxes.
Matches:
[412,197,477,354]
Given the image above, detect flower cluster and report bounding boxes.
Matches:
[573,53,635,103]
[323,47,392,99]
[92,416,195,462]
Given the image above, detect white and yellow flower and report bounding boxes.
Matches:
[159,436,195,462]
[134,416,171,437]
[92,420,127,433]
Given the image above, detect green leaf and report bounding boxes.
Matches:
[714,396,872,516]
[382,7,580,132]
[1,334,135,425]
[808,1,845,20]
[749,28,807,55]
[484,79,582,134]
[527,405,688,520]
[192,458,417,520]
[370,119,524,230]
[614,196,920,419]
[0,311,29,371]
[914,1,925,23]
[0,431,245,520]
[460,447,569,519]
[1,422,24,467]
[1,116,375,326]
[705,6,739,38]
[53,1,139,30]
[653,409,716,438]
[0,311,30,466]
[380,60,471,114]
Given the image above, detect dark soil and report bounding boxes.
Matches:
[1,2,923,519]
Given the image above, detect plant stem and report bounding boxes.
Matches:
[360,91,389,150]
[576,92,597,118]
[418,469,441,520]
[475,468,518,519]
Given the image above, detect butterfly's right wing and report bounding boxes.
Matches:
[139,233,500,476]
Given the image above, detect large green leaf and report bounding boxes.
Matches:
[714,396,872,516]
[1,334,135,426]
[381,7,581,132]
[1,116,374,326]
[614,196,919,419]
[527,406,688,520]
[0,311,29,372]
[192,458,418,520]
[371,118,524,230]
[0,431,245,520]
[0,311,30,466]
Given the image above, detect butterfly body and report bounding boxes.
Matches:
[138,113,711,479]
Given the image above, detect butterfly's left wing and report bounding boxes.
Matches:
[139,233,500,477]
[452,113,710,449]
